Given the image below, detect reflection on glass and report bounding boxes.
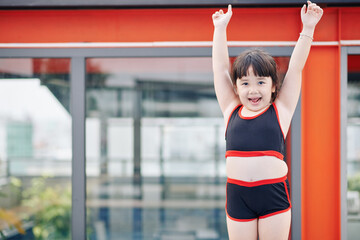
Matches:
[347,55,360,239]
[0,58,71,239]
[85,57,289,239]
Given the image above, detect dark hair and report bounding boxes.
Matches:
[231,49,280,102]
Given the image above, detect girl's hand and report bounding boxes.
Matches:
[301,1,323,29]
[212,4,232,29]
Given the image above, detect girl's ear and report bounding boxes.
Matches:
[271,84,276,93]
[234,85,238,95]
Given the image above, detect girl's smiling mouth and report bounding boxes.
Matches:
[249,97,262,104]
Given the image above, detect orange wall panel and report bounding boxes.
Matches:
[0,7,352,44]
[340,8,360,40]
[315,8,339,41]
[302,46,340,240]
[0,7,359,43]
[228,8,300,41]
[0,9,215,43]
[0,7,336,43]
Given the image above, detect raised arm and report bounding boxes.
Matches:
[275,1,323,132]
[212,5,240,119]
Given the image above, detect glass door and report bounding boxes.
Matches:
[347,54,360,239]
[84,56,290,239]
[0,58,72,239]
[85,57,227,240]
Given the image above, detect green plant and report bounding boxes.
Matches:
[22,176,72,240]
[2,176,94,239]
[0,177,25,239]
[348,173,360,192]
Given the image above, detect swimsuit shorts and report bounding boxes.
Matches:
[226,175,291,221]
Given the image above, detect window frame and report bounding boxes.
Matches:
[340,46,360,240]
[0,46,300,239]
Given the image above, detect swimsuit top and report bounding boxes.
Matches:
[225,103,285,160]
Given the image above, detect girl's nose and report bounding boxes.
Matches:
[249,87,259,94]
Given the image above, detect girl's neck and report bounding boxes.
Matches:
[240,103,271,118]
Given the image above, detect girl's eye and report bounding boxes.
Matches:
[242,82,248,86]
[258,81,265,85]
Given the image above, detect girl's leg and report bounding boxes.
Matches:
[226,216,258,240]
[258,210,291,240]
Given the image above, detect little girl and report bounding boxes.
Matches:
[212,2,323,239]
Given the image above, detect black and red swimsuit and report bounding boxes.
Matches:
[225,103,285,159]
[225,103,291,221]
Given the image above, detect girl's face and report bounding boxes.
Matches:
[235,66,275,112]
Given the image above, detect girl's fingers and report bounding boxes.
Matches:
[212,12,219,19]
[313,6,322,15]
[213,5,232,18]
[307,0,312,9]
[306,2,322,14]
[228,4,232,14]
[301,4,306,15]
[301,1,323,20]
[307,0,318,11]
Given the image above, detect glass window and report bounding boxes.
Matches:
[347,55,360,239]
[85,56,290,239]
[0,58,71,239]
